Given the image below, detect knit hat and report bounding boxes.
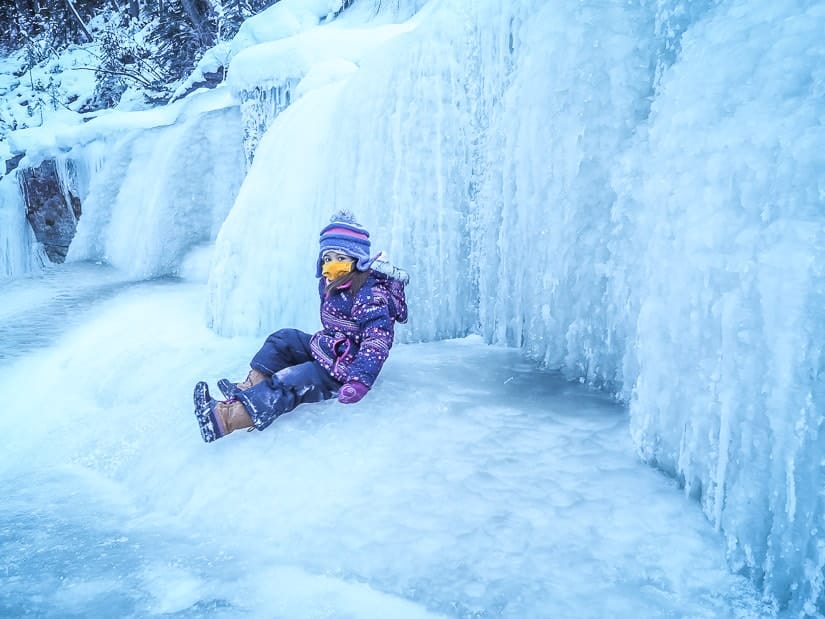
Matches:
[316,211,374,277]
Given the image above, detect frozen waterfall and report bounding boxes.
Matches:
[1,0,822,613]
[66,105,245,279]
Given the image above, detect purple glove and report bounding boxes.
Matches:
[338,380,369,404]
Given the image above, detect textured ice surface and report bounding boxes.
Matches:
[0,268,770,618]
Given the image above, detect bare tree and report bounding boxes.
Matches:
[63,0,94,41]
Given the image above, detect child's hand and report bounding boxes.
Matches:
[338,380,369,404]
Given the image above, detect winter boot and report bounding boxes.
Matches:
[193,381,220,442]
[193,382,254,442]
[218,368,268,399]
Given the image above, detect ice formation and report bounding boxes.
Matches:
[0,173,47,278]
[1,0,822,612]
[64,105,245,279]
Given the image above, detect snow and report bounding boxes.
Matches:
[0,0,823,614]
[6,86,237,167]
[172,0,338,100]
[227,22,416,96]
[0,265,770,618]
[177,0,420,101]
[0,44,98,136]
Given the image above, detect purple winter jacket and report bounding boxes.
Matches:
[309,271,408,387]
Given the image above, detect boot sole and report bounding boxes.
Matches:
[193,381,219,443]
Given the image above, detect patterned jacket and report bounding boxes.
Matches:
[309,271,408,387]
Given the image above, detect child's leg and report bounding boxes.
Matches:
[233,361,341,430]
[249,329,314,375]
[220,329,315,398]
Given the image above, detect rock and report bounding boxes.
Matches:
[170,67,225,103]
[19,159,81,263]
[5,153,24,175]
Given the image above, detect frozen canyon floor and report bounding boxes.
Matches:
[0,263,772,618]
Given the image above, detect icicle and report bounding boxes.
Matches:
[239,80,300,167]
[0,172,43,279]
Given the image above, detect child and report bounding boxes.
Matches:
[193,211,408,442]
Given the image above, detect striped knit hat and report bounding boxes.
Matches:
[315,211,373,277]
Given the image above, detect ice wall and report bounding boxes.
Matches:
[210,7,466,339]
[208,0,825,611]
[208,82,350,335]
[622,1,825,613]
[474,0,655,388]
[68,106,245,278]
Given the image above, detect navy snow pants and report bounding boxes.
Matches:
[233,328,341,430]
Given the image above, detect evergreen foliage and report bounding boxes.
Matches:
[1,0,99,54]
[2,0,285,112]
[84,25,166,111]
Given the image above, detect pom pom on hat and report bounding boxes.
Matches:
[316,210,373,277]
[327,210,359,226]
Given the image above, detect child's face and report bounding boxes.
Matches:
[322,251,354,265]
[321,251,355,281]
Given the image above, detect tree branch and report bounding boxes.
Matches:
[74,65,155,88]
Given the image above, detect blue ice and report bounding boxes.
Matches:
[0,265,770,618]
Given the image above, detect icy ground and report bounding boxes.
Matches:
[0,264,772,618]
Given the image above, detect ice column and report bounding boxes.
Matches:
[209,0,504,340]
[208,82,349,336]
[0,172,46,279]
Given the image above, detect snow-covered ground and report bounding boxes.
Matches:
[0,43,97,155]
[0,263,771,618]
